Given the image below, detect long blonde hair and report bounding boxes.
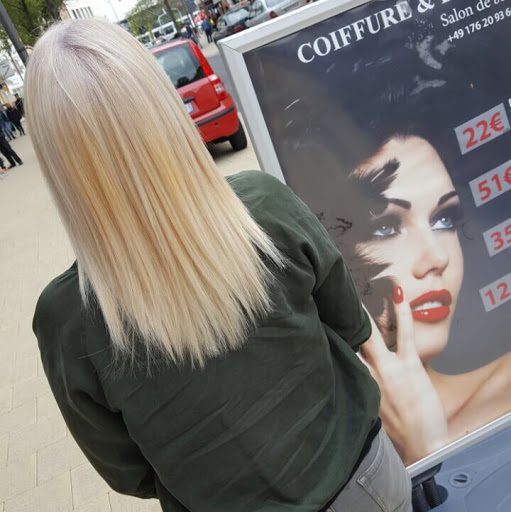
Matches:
[26,19,282,367]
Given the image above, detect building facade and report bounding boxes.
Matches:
[65,0,139,23]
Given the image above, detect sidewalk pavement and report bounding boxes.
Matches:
[201,38,220,59]
[0,123,259,511]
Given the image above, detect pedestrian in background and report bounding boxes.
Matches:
[185,24,201,47]
[14,93,24,118]
[201,17,212,43]
[0,131,23,168]
[28,20,412,512]
[0,109,15,140]
[6,104,24,135]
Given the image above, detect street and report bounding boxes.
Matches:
[200,37,260,172]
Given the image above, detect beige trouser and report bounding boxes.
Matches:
[326,430,412,512]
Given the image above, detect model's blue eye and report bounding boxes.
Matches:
[370,214,401,239]
[431,204,463,232]
[373,225,398,237]
[431,216,454,230]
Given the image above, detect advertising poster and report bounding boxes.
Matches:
[239,0,511,467]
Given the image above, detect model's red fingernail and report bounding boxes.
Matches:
[393,286,404,304]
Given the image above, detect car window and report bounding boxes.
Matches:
[154,45,206,89]
[266,0,286,7]
[224,9,249,24]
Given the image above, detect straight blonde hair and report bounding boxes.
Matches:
[26,19,283,367]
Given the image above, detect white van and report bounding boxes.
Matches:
[246,0,311,27]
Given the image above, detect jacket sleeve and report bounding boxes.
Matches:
[253,172,372,351]
[33,291,158,500]
[301,212,372,352]
[311,243,372,352]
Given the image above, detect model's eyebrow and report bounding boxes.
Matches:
[384,191,458,211]
[386,198,411,210]
[438,191,458,206]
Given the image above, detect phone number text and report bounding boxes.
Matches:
[448,8,511,42]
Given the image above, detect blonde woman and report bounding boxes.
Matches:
[29,20,411,512]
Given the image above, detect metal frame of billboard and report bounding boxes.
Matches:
[219,0,511,477]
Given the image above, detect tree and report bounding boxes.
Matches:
[43,0,64,21]
[2,0,64,47]
[128,0,184,37]
[0,27,24,82]
[0,28,11,53]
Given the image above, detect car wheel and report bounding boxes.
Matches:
[229,121,248,151]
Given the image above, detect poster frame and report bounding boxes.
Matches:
[218,0,511,477]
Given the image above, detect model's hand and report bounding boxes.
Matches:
[359,286,449,466]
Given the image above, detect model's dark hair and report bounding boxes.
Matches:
[272,32,464,334]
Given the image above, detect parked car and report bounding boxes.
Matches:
[213,7,250,44]
[246,0,311,27]
[151,39,247,151]
[153,21,178,41]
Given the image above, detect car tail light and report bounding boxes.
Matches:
[233,25,244,33]
[269,10,277,18]
[188,42,228,100]
[208,74,228,100]
[189,41,214,75]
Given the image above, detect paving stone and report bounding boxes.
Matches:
[0,400,36,438]
[0,387,12,415]
[37,435,86,485]
[0,352,15,390]
[74,493,111,512]
[71,462,110,509]
[0,326,18,358]
[12,324,39,361]
[0,454,36,502]
[0,435,7,467]
[8,416,67,463]
[4,471,72,512]
[13,355,38,385]
[109,493,163,512]
[37,392,61,423]
[12,376,50,408]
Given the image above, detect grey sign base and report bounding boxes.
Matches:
[433,425,511,511]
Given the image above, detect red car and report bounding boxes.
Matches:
[151,39,247,151]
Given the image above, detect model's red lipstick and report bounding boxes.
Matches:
[409,290,452,323]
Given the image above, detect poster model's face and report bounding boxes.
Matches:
[354,137,464,363]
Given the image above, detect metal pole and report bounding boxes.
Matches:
[0,1,28,65]
[179,0,193,24]
[106,0,120,22]
[9,50,23,81]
